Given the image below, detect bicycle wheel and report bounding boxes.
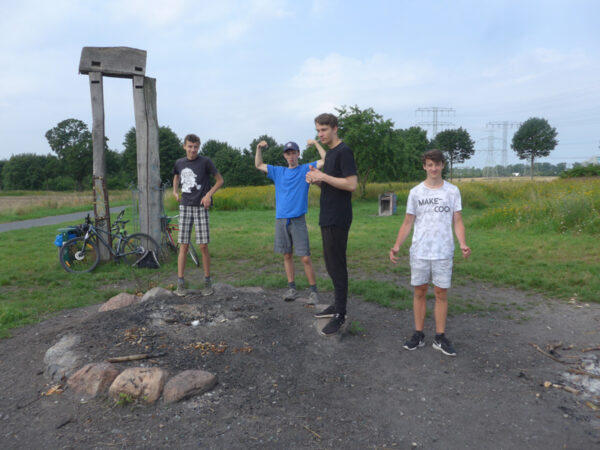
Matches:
[188,243,200,267]
[59,237,100,273]
[119,233,161,266]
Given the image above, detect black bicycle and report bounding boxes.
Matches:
[59,210,160,274]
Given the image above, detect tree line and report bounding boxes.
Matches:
[0,106,562,193]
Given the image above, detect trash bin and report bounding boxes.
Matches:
[378,192,397,216]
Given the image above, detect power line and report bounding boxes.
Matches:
[486,121,521,167]
[415,107,455,139]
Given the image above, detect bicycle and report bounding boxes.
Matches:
[161,215,200,267]
[59,210,160,274]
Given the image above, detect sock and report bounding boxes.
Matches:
[205,276,211,284]
[178,277,184,282]
[435,333,444,338]
[288,281,296,289]
[310,284,317,293]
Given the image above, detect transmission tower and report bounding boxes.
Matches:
[415,107,455,139]
[482,128,501,178]
[486,121,521,167]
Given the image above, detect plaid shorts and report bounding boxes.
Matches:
[178,205,210,245]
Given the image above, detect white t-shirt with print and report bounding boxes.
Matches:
[406,180,462,260]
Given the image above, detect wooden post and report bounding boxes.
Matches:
[132,76,161,244]
[88,71,111,261]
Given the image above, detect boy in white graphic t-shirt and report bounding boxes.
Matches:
[389,149,471,356]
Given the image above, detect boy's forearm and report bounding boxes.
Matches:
[314,141,327,160]
[254,148,263,168]
[323,174,357,192]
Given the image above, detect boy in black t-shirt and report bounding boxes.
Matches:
[172,134,224,296]
[306,113,358,336]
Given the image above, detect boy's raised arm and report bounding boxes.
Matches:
[255,140,268,173]
[307,139,327,169]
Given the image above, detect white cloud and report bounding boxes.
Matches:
[286,52,436,118]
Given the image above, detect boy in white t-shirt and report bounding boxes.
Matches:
[389,149,471,356]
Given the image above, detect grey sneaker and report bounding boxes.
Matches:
[283,288,298,302]
[307,291,318,305]
[201,280,214,296]
[175,279,187,296]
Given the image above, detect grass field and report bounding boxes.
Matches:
[0,190,131,223]
[0,178,598,337]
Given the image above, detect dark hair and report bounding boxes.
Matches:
[314,113,338,128]
[421,149,445,165]
[184,134,201,145]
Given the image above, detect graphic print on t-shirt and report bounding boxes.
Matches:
[180,168,201,193]
[406,181,462,260]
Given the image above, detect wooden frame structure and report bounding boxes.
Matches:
[79,47,161,260]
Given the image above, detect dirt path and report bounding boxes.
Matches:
[0,282,598,449]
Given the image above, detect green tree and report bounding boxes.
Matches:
[45,119,93,191]
[0,160,6,190]
[122,126,184,185]
[2,154,54,190]
[434,128,475,182]
[201,139,260,187]
[336,105,395,197]
[511,117,558,179]
[390,126,429,181]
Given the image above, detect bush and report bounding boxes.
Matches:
[560,165,600,178]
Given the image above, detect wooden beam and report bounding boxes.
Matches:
[88,71,111,261]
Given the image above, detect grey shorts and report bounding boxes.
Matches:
[178,204,210,245]
[410,256,453,289]
[274,216,311,256]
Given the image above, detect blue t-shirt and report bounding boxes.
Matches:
[267,162,317,219]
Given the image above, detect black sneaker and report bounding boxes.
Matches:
[403,331,425,351]
[314,305,336,318]
[432,334,457,356]
[320,314,345,337]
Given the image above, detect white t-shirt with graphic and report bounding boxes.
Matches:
[406,180,462,260]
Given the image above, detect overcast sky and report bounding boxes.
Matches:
[1,0,598,168]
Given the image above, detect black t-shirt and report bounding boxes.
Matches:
[173,156,218,206]
[319,142,357,230]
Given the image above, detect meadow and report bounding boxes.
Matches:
[0,177,598,337]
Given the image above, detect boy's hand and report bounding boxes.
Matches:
[257,140,268,150]
[461,245,471,259]
[306,165,325,184]
[307,139,317,147]
[201,194,212,209]
[173,192,180,202]
[389,247,400,264]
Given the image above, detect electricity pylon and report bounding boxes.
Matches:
[415,107,455,139]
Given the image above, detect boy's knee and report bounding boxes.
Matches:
[300,255,311,265]
[283,253,293,261]
[198,243,208,252]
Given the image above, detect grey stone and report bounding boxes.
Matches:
[163,370,217,403]
[141,287,174,302]
[99,293,140,312]
[109,367,168,403]
[67,362,120,399]
[44,335,82,382]
[79,46,146,78]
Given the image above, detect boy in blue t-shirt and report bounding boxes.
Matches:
[255,139,325,302]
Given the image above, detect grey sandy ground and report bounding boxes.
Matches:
[0,283,598,449]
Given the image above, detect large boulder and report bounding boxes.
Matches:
[67,362,120,399]
[44,334,82,382]
[163,370,217,403]
[99,293,140,312]
[141,287,174,302]
[108,367,168,403]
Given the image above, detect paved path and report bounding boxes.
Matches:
[0,207,128,233]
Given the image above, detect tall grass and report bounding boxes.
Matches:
[466,178,600,234]
[0,190,131,222]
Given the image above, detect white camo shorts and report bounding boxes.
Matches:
[410,256,453,289]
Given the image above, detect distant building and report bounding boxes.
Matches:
[587,155,600,165]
